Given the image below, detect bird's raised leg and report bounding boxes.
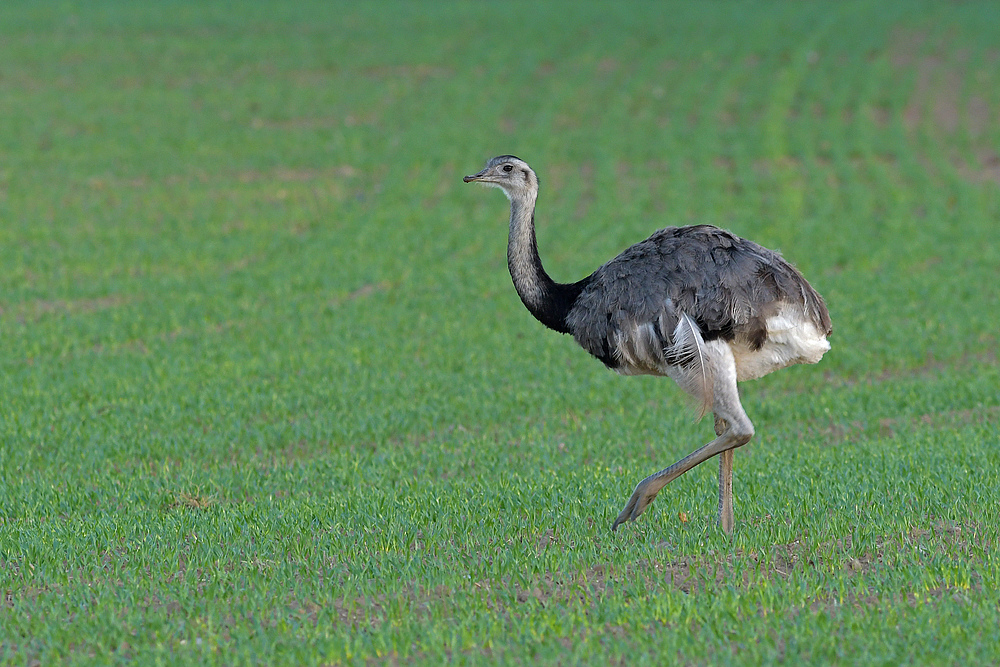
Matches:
[716,414,734,535]
[612,341,753,531]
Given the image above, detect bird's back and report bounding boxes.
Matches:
[567,225,831,381]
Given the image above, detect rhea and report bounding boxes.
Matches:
[464,155,832,533]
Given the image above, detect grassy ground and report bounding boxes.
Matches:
[2,1,999,664]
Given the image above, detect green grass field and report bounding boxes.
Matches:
[2,1,999,664]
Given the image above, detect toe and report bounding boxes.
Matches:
[612,497,637,531]
[612,483,650,531]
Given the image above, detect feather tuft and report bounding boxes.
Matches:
[666,312,714,419]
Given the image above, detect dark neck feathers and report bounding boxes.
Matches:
[506,195,585,334]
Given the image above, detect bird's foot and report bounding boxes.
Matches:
[611,478,661,531]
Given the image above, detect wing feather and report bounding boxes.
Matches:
[566,223,831,378]
[665,312,713,419]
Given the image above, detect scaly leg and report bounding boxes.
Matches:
[718,452,734,534]
[715,415,734,534]
[612,341,753,531]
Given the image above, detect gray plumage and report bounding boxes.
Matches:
[569,225,831,412]
[464,155,832,534]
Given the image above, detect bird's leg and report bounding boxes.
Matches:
[718,458,734,535]
[713,414,728,436]
[715,415,734,535]
[613,341,753,531]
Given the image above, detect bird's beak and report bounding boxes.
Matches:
[463,169,487,183]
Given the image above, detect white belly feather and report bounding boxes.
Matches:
[609,305,829,386]
[730,309,830,381]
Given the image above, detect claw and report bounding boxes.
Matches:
[611,479,659,531]
[611,501,633,531]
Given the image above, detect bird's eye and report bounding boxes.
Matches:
[502,165,513,172]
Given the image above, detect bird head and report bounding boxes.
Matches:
[463,155,537,200]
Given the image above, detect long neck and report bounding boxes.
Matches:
[507,192,583,334]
